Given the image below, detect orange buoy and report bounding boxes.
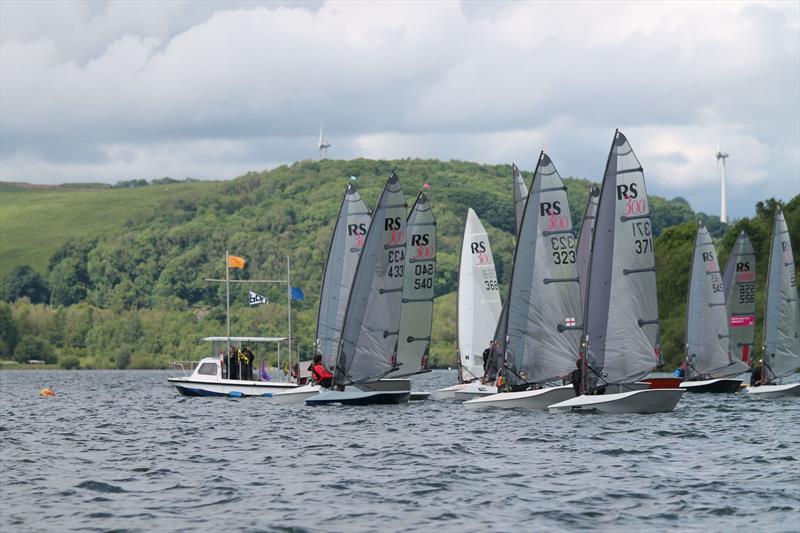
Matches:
[39,387,55,397]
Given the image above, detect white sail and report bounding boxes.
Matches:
[762,207,799,381]
[387,192,436,378]
[685,222,734,378]
[457,209,502,382]
[512,163,529,239]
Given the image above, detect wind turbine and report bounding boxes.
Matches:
[318,123,331,159]
[715,142,729,224]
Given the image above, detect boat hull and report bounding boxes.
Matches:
[454,383,497,401]
[548,388,685,414]
[271,384,322,404]
[745,383,800,398]
[643,372,683,389]
[168,377,296,397]
[409,391,431,401]
[463,385,575,411]
[305,389,410,406]
[431,383,471,400]
[679,378,742,394]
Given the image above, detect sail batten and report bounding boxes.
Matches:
[583,131,659,387]
[457,209,502,382]
[335,173,407,386]
[315,182,371,372]
[762,208,799,381]
[503,152,582,388]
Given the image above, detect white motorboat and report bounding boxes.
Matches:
[548,389,685,414]
[463,385,575,411]
[168,354,297,397]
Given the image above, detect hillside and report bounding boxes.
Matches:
[0,158,796,370]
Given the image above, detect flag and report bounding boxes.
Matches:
[565,317,576,327]
[350,175,358,181]
[248,291,268,306]
[228,255,246,269]
[291,287,305,301]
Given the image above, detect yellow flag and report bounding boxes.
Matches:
[228,255,246,269]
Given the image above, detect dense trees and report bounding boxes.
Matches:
[0,158,797,369]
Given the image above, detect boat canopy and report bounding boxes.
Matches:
[202,336,288,342]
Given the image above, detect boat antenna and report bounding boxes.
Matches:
[318,122,331,159]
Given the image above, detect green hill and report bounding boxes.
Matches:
[0,159,796,371]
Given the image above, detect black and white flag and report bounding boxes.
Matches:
[248,291,268,306]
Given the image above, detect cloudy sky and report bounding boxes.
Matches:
[1,1,798,219]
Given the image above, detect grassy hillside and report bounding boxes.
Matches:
[1,158,793,370]
[0,181,212,274]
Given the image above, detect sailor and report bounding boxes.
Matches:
[750,360,763,387]
[571,358,582,397]
[310,354,334,388]
[228,346,240,380]
[674,362,686,379]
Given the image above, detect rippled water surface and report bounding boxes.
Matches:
[1,370,799,532]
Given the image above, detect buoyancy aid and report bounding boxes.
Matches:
[311,363,333,383]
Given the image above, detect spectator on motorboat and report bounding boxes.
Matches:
[229,346,240,380]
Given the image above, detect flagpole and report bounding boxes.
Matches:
[226,250,231,359]
[286,255,293,382]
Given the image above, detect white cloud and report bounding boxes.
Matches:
[1,0,798,218]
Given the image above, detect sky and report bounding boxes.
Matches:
[1,0,798,220]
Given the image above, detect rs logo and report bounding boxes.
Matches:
[539,201,562,216]
[471,241,486,254]
[616,183,639,200]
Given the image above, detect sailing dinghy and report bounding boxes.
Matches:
[747,207,800,398]
[723,231,758,371]
[549,131,684,414]
[272,182,370,404]
[432,208,503,399]
[383,191,437,401]
[679,222,743,393]
[464,153,579,411]
[307,172,410,405]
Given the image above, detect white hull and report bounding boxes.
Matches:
[454,383,497,401]
[168,377,297,397]
[463,385,575,411]
[410,391,431,401]
[270,384,322,404]
[548,388,685,414]
[431,383,472,400]
[745,383,800,398]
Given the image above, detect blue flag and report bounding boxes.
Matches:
[291,287,304,301]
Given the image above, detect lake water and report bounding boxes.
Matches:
[1,369,799,532]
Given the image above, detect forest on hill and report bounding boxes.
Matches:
[0,158,797,372]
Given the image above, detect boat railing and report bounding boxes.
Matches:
[168,361,199,378]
